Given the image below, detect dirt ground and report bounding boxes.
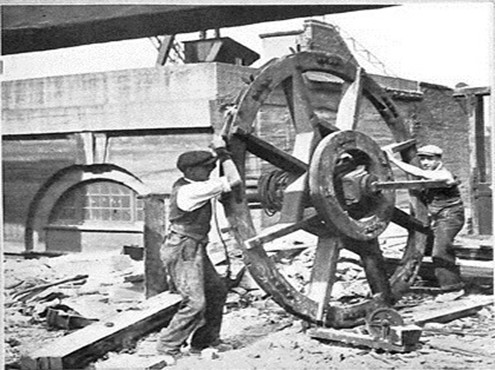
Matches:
[3,238,494,370]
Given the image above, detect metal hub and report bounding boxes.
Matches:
[366,307,404,339]
[310,130,396,240]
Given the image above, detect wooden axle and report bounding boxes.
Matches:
[370,179,449,191]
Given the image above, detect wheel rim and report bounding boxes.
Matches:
[222,51,429,328]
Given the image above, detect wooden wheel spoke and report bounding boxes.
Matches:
[232,127,308,175]
[277,131,319,223]
[335,67,363,131]
[307,236,342,321]
[244,213,321,249]
[343,238,393,303]
[278,173,308,223]
[283,69,319,134]
[391,207,430,234]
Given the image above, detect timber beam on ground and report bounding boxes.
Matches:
[406,295,494,326]
[20,292,182,370]
[384,256,493,286]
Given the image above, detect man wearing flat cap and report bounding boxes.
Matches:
[157,135,241,362]
[385,144,465,294]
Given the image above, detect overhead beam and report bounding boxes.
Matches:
[2,5,390,55]
[453,86,491,97]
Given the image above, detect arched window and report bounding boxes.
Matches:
[45,180,144,252]
[50,180,144,225]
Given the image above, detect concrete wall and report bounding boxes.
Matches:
[2,63,254,249]
[3,64,223,135]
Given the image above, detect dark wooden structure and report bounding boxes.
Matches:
[454,86,492,235]
[2,4,387,55]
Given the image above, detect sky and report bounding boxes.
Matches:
[1,2,493,89]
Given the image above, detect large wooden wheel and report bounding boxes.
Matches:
[222,51,430,328]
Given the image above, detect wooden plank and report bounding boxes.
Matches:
[384,256,493,285]
[454,244,492,261]
[21,292,182,370]
[12,274,88,301]
[411,296,493,325]
[3,251,64,259]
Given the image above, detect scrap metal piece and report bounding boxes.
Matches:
[309,307,421,352]
[366,307,404,340]
[46,308,99,330]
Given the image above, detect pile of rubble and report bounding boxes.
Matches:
[3,235,494,369]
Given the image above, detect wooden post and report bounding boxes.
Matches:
[475,95,486,182]
[467,95,479,233]
[155,35,175,66]
[93,133,109,164]
[74,132,94,165]
[143,195,169,298]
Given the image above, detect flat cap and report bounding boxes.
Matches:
[417,145,443,157]
[177,150,217,172]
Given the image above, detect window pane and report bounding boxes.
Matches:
[100,182,110,194]
[111,197,121,208]
[89,183,99,194]
[92,209,101,220]
[112,210,121,221]
[121,210,131,221]
[102,209,110,221]
[101,196,110,208]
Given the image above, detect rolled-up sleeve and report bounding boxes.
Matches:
[176,177,231,211]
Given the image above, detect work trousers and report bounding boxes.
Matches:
[157,231,228,355]
[429,202,465,290]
